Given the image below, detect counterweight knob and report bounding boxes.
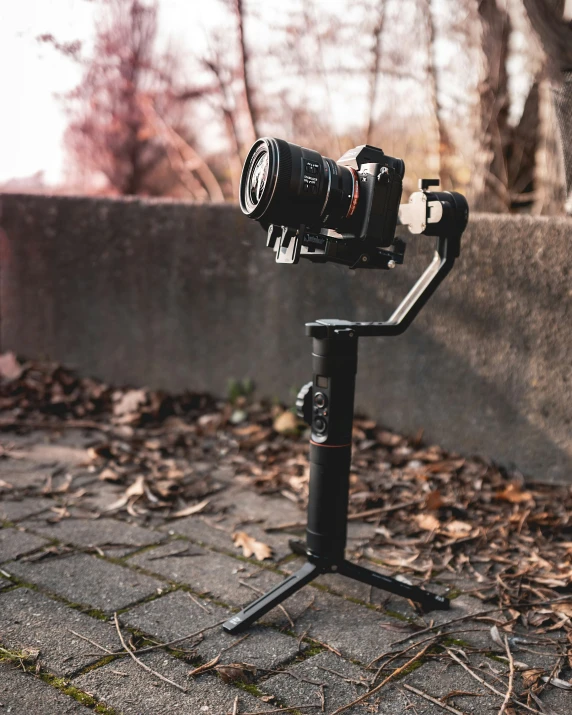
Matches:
[296,382,313,425]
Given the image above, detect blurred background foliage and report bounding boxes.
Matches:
[36,0,572,213]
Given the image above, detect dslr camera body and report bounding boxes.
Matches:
[240,137,468,270]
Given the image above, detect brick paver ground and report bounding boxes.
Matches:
[1,429,571,714]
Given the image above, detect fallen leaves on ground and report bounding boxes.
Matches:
[232,531,273,561]
[3,353,572,645]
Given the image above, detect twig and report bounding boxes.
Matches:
[113,613,187,693]
[187,591,212,613]
[402,684,467,714]
[306,636,341,657]
[316,664,368,687]
[330,641,432,715]
[232,695,239,715]
[188,655,220,677]
[147,546,201,560]
[133,619,227,654]
[67,628,114,655]
[369,608,502,665]
[445,649,542,715]
[498,634,515,715]
[219,633,250,655]
[264,521,306,532]
[233,708,320,714]
[239,579,294,628]
[347,499,425,521]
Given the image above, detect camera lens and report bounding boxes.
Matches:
[239,137,359,232]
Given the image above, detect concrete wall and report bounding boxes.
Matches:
[1,194,571,482]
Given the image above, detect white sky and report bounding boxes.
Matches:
[0,0,230,184]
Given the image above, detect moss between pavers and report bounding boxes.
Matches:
[40,672,118,714]
[0,645,118,714]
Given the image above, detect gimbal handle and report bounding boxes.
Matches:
[306,231,460,339]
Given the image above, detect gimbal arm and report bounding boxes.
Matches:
[306,229,461,339]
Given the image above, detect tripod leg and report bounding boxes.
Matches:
[338,560,449,611]
[222,561,321,634]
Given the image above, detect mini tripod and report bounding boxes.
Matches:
[223,228,462,634]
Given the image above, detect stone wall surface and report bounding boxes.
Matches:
[0,193,570,481]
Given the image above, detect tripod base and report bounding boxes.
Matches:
[222,542,449,635]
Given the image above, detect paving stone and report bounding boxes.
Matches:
[538,682,572,715]
[0,497,54,523]
[0,575,13,589]
[0,527,49,564]
[129,541,316,626]
[162,515,299,562]
[77,480,131,513]
[73,650,271,714]
[161,486,305,561]
[122,590,300,670]
[19,514,165,557]
[291,589,407,665]
[402,657,503,714]
[4,553,163,613]
[0,588,120,676]
[3,443,92,467]
[0,462,55,491]
[0,661,91,713]
[261,650,370,714]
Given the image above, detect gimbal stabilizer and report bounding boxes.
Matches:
[223,141,468,635]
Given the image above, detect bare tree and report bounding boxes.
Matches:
[523,0,572,211]
[59,0,221,198]
[474,0,512,211]
[231,0,260,143]
[365,3,386,145]
[201,35,245,198]
[421,0,455,187]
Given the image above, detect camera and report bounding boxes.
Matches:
[239,137,469,269]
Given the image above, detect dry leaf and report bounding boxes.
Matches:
[425,489,444,510]
[171,499,210,518]
[490,625,504,648]
[99,468,120,482]
[113,389,147,417]
[232,531,273,561]
[273,410,299,434]
[125,476,146,498]
[215,663,255,684]
[443,520,473,538]
[522,669,544,688]
[0,352,23,381]
[551,602,572,618]
[496,482,533,503]
[188,655,220,677]
[413,513,440,531]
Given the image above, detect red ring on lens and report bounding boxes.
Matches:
[346,167,359,218]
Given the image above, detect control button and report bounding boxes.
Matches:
[314,417,327,434]
[314,392,327,409]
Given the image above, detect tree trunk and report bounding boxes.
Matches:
[365,3,386,145]
[475,0,512,212]
[523,0,572,211]
[234,0,259,143]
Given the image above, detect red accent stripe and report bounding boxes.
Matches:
[310,440,351,448]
